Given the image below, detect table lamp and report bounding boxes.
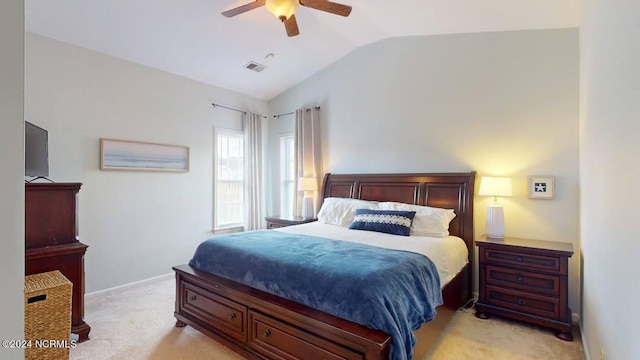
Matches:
[478,176,513,238]
[298,177,317,219]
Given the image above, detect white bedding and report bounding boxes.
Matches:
[275,221,469,288]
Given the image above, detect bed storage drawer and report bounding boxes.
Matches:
[182,282,247,342]
[248,310,363,360]
[485,265,560,296]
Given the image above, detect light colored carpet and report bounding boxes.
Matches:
[71,277,584,360]
[425,308,584,360]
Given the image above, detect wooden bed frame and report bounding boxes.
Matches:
[174,171,475,359]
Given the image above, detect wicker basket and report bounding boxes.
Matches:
[25,270,72,360]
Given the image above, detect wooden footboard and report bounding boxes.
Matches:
[174,264,391,360]
[174,264,468,360]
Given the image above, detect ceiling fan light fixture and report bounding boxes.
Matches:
[265,0,299,21]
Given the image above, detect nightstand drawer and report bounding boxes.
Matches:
[483,248,563,274]
[485,265,560,296]
[485,286,560,320]
[267,222,285,229]
[265,216,317,229]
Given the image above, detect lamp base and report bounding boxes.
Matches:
[486,204,505,238]
[301,197,314,219]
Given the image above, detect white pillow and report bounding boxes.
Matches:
[379,202,456,237]
[317,197,379,227]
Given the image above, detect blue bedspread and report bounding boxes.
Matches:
[189,229,442,360]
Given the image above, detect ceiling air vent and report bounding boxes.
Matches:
[244,61,266,73]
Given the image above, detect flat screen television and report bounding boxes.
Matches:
[25,121,50,178]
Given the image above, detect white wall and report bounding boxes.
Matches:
[268,29,581,314]
[25,33,268,292]
[580,1,640,359]
[0,1,25,359]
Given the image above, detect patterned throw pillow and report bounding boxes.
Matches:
[349,209,416,236]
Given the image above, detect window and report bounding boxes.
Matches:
[280,134,295,218]
[215,129,244,229]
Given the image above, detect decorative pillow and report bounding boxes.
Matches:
[317,197,380,227]
[379,202,456,237]
[349,209,416,236]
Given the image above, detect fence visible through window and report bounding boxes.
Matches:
[217,180,243,226]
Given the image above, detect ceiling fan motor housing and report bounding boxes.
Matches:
[265,0,299,20]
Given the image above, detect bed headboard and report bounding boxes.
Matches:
[321,172,475,242]
[320,172,476,296]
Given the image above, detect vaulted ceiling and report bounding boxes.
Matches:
[25,0,580,100]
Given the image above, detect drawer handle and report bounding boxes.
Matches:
[228,312,237,320]
[189,295,197,301]
[516,256,523,262]
[262,330,271,339]
[517,298,523,304]
[517,277,523,283]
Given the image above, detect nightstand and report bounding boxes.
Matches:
[265,216,317,229]
[475,236,574,341]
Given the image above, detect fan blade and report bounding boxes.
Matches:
[300,0,352,17]
[284,14,300,37]
[222,0,266,17]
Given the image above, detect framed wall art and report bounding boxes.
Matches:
[528,176,554,199]
[100,138,189,172]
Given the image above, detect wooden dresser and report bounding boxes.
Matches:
[25,183,90,342]
[475,236,574,340]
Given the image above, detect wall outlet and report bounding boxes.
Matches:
[600,348,605,360]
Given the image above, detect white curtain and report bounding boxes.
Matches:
[293,107,322,217]
[243,112,264,230]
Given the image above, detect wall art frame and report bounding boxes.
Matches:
[528,176,554,199]
[100,138,189,172]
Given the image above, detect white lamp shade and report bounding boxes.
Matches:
[298,177,318,192]
[265,0,299,20]
[478,176,513,197]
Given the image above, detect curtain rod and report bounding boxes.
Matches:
[273,106,320,118]
[211,102,267,118]
[212,102,245,114]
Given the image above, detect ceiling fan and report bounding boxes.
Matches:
[222,0,352,37]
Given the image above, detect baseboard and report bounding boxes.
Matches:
[85,272,174,300]
[580,322,591,360]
